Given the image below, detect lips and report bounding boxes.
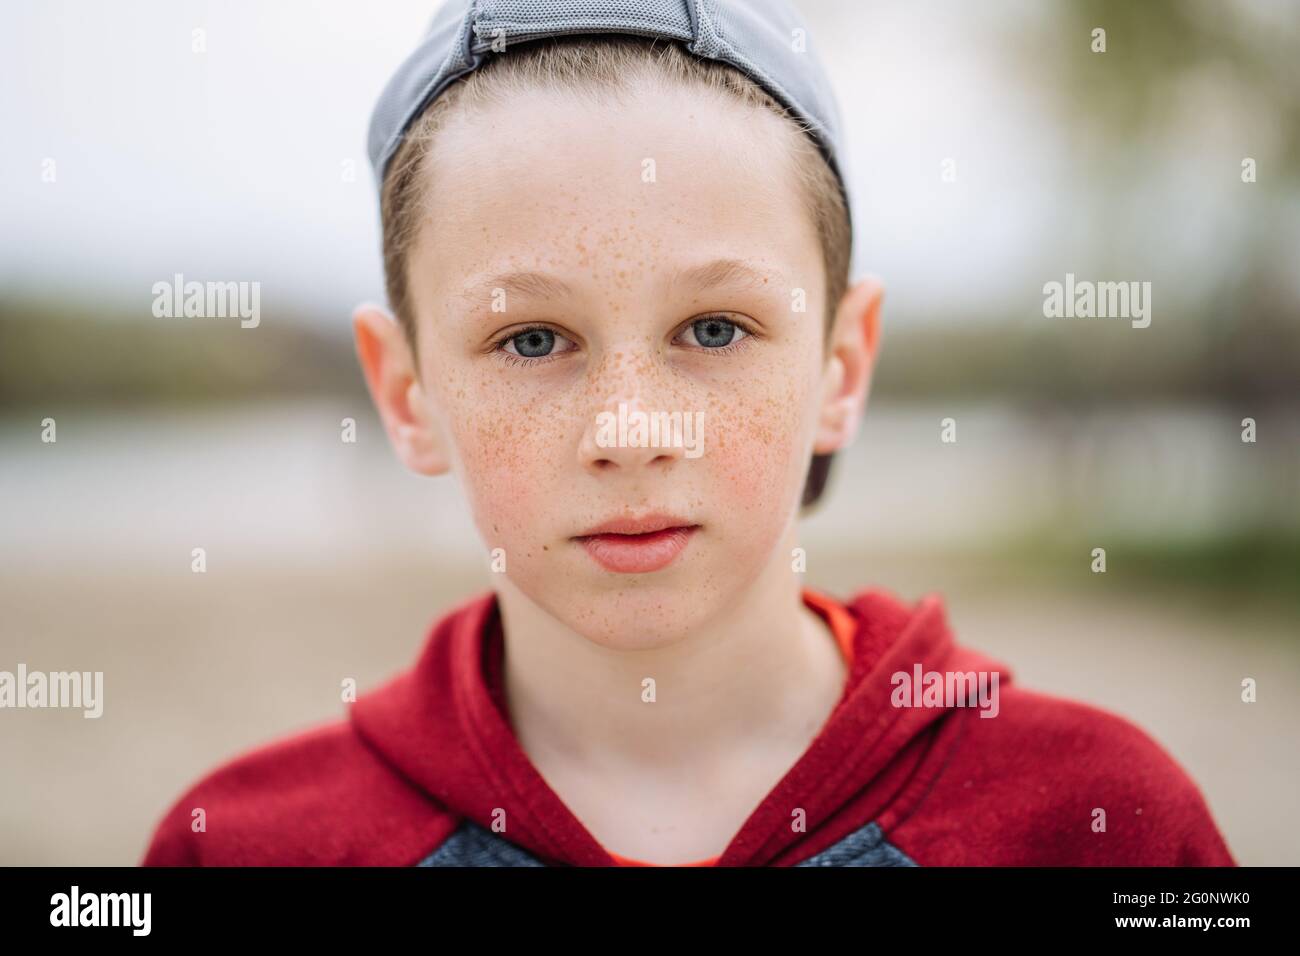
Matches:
[572,514,699,573]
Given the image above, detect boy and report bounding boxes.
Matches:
[142,0,1235,866]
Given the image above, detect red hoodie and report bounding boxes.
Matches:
[140,587,1236,866]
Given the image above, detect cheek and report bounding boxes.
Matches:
[705,367,813,513]
[434,371,570,535]
[461,441,537,536]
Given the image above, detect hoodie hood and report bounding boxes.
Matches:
[349,587,1012,867]
[143,585,1235,867]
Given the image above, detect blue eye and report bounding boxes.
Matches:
[508,328,556,357]
[686,316,748,348]
[494,326,578,366]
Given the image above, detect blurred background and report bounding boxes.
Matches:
[1,0,1296,865]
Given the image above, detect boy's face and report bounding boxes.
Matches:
[357,83,878,648]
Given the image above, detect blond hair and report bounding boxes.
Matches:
[379,35,851,509]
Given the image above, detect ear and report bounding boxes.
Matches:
[813,275,883,455]
[352,302,451,476]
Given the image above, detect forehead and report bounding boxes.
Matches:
[408,83,823,306]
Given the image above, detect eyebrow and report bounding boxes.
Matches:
[454,257,779,308]
[670,257,779,293]
[454,270,575,307]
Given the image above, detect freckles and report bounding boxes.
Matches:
[709,409,788,506]
[461,439,541,542]
[457,383,574,527]
[703,369,809,509]
[713,442,773,509]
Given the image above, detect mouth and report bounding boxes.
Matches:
[572,514,700,574]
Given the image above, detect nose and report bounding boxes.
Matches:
[578,389,691,474]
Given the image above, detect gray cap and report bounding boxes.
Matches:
[367,0,855,273]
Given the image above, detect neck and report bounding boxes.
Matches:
[495,528,847,774]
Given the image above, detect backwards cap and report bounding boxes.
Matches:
[366,0,856,275]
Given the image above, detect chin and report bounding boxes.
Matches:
[553,584,716,651]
